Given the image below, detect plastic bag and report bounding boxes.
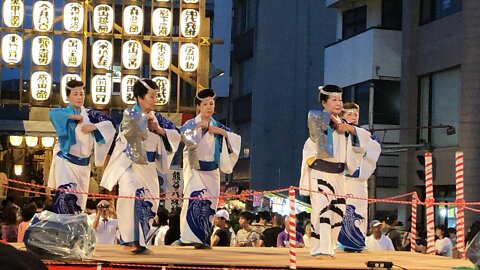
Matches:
[24,211,95,260]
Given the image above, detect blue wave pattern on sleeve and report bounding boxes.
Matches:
[87,109,114,144]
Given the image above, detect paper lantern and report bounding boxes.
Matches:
[151,42,171,71]
[9,136,23,147]
[122,40,142,70]
[63,2,84,32]
[181,9,200,38]
[123,5,143,35]
[62,38,83,67]
[152,77,171,106]
[31,71,52,101]
[33,1,54,31]
[1,34,23,64]
[179,43,199,72]
[121,75,140,105]
[92,40,113,69]
[41,137,55,148]
[32,36,53,65]
[25,136,38,147]
[93,4,114,34]
[152,8,172,37]
[14,165,23,176]
[91,75,112,105]
[3,0,24,28]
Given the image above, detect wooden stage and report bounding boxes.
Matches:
[13,244,475,270]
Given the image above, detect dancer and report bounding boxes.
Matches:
[337,102,381,252]
[177,88,241,248]
[100,78,181,254]
[48,80,115,214]
[299,85,371,258]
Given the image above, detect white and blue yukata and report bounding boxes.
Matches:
[179,115,241,245]
[299,115,370,257]
[338,130,381,251]
[100,104,181,248]
[48,105,116,214]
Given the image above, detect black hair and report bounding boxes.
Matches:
[257,211,271,222]
[195,88,216,105]
[31,197,45,210]
[133,79,158,100]
[65,80,84,96]
[384,213,398,226]
[239,211,255,224]
[319,84,342,103]
[435,224,449,238]
[21,203,37,222]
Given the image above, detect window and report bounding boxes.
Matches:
[342,6,367,39]
[238,122,251,158]
[238,0,256,33]
[382,0,402,30]
[342,81,400,126]
[420,0,462,25]
[239,58,253,95]
[418,67,460,148]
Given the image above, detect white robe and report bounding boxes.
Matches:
[299,120,370,256]
[48,107,116,214]
[100,111,181,247]
[338,129,381,251]
[179,115,241,245]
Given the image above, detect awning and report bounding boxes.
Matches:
[0,120,56,137]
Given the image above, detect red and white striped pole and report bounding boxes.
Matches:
[410,192,418,253]
[455,151,466,258]
[425,152,436,255]
[288,186,297,270]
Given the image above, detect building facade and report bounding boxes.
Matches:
[229,0,337,192]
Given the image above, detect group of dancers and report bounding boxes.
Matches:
[47,79,379,257]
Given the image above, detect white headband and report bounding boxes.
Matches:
[318,86,342,97]
[65,83,84,91]
[139,78,156,92]
[342,108,359,114]
[196,89,216,101]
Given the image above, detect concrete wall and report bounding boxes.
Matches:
[249,0,336,190]
[400,0,480,227]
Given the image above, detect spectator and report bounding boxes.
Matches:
[277,217,304,248]
[365,220,395,251]
[153,208,170,246]
[435,224,453,257]
[92,200,118,244]
[1,205,19,242]
[382,213,402,250]
[234,212,260,247]
[252,211,271,235]
[31,198,45,213]
[262,214,284,247]
[17,203,37,243]
[210,209,231,247]
[303,223,313,248]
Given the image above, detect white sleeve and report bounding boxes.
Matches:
[93,121,117,167]
[299,139,316,196]
[218,131,241,174]
[346,127,373,175]
[359,139,381,179]
[156,129,181,174]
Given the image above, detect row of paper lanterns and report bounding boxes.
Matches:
[3,0,200,37]
[9,135,55,148]
[1,36,195,71]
